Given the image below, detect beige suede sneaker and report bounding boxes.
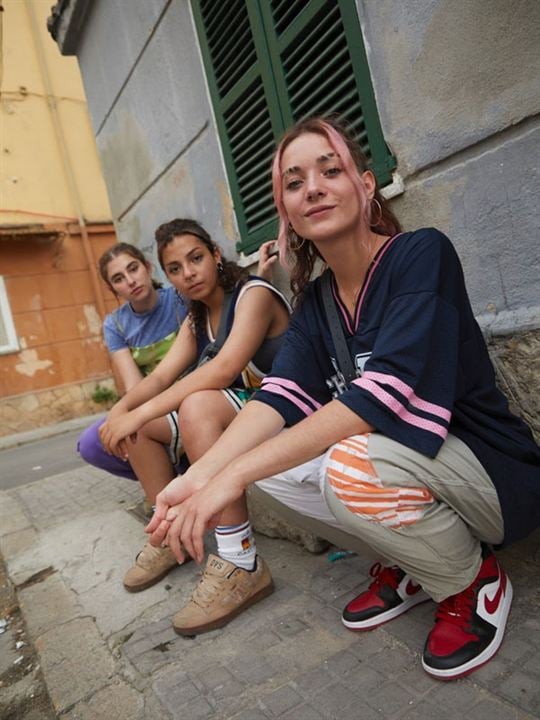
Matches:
[172,554,274,635]
[123,542,188,593]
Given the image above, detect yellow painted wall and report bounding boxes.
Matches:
[0,0,112,225]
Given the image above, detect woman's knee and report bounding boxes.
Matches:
[179,390,234,432]
[77,420,105,464]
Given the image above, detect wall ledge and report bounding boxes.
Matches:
[477,306,540,338]
[47,0,93,55]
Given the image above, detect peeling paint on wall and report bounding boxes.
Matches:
[218,180,236,244]
[83,303,102,335]
[15,349,53,377]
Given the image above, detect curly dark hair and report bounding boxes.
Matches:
[154,218,248,332]
[98,242,162,294]
[271,115,401,307]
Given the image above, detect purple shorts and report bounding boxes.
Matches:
[77,418,138,480]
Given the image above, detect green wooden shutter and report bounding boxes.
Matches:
[192,0,396,255]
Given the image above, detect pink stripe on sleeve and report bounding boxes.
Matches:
[259,383,315,417]
[261,377,322,410]
[352,377,448,440]
[362,371,451,422]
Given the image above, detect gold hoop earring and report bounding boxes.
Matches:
[370,198,383,227]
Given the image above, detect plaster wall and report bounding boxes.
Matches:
[357,0,540,176]
[1,0,112,225]
[76,0,237,266]
[356,0,540,319]
[0,225,116,401]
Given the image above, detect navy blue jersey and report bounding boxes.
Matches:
[255,228,540,545]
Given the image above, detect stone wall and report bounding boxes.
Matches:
[488,330,540,443]
[0,377,116,436]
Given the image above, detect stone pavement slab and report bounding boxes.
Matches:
[1,464,539,719]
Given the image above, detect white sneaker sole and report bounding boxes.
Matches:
[342,590,431,630]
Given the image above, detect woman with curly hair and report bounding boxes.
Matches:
[100,219,289,603]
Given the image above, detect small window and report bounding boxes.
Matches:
[0,277,19,355]
[192,0,396,255]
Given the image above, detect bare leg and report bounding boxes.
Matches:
[179,390,248,525]
[126,417,175,505]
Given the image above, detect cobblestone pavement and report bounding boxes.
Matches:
[0,463,539,719]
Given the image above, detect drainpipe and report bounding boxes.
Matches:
[25,0,107,319]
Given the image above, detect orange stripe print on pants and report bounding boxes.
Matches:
[326,435,434,528]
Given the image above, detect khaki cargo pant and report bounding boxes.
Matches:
[256,433,503,601]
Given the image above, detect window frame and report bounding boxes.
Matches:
[0,276,19,355]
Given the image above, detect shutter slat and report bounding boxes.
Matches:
[234,137,274,177]
[273,0,310,35]
[287,43,349,101]
[236,139,275,177]
[203,0,241,40]
[213,15,252,76]
[282,4,340,70]
[224,79,263,128]
[294,77,356,118]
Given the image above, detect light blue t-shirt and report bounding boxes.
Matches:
[103,287,186,375]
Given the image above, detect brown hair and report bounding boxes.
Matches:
[98,242,162,294]
[154,218,248,332]
[271,115,401,306]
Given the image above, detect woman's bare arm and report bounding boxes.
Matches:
[109,349,144,395]
[148,398,373,562]
[102,287,285,454]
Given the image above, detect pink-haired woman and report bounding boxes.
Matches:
[147,117,540,680]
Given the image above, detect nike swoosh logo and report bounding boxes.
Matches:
[406,580,422,595]
[484,572,507,615]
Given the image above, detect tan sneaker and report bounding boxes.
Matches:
[172,554,274,635]
[123,542,188,593]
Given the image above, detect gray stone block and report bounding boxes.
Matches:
[261,684,304,717]
[0,493,31,537]
[19,573,81,639]
[64,680,145,720]
[0,527,37,561]
[35,617,116,713]
[465,698,527,720]
[497,670,540,714]
[247,486,329,554]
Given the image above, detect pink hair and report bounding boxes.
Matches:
[271,119,372,268]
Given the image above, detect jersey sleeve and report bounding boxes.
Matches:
[254,317,332,426]
[338,230,462,458]
[102,312,127,353]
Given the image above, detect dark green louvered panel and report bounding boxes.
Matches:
[200,0,256,97]
[192,0,396,255]
[281,3,370,156]
[223,77,276,232]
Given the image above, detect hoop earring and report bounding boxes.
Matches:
[216,261,224,274]
[370,198,383,227]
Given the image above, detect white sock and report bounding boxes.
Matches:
[215,521,256,571]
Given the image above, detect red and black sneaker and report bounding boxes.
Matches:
[422,547,513,680]
[342,563,430,631]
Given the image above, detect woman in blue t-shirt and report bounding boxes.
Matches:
[77,242,187,480]
[147,117,540,679]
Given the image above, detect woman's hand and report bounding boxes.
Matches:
[146,471,245,564]
[256,240,278,280]
[99,408,145,458]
